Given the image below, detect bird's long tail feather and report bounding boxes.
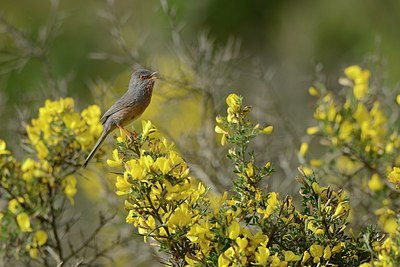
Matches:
[82,129,109,168]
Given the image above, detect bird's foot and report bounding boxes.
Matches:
[126,130,138,145]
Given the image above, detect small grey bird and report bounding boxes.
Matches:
[82,69,157,168]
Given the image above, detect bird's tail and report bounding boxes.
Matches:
[82,129,109,168]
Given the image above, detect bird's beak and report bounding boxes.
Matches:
[148,72,158,80]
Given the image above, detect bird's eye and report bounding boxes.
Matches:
[140,74,147,80]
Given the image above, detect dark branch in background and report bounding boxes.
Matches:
[62,212,118,265]
[252,62,301,148]
[90,0,142,68]
[0,1,134,265]
[158,0,242,192]
[0,0,69,147]
[0,0,63,91]
[94,0,302,195]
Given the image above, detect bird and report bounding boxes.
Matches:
[82,69,157,168]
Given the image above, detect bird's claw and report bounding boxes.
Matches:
[126,130,138,145]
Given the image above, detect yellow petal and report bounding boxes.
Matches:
[33,230,48,246]
[262,126,274,135]
[17,213,32,232]
[308,86,320,97]
[299,142,308,157]
[306,126,319,135]
[228,220,241,240]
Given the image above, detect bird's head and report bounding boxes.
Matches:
[131,69,158,93]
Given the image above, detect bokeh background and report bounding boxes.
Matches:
[1,0,400,265]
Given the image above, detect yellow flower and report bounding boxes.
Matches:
[315,228,324,235]
[258,192,278,219]
[0,139,10,155]
[332,202,348,219]
[306,126,319,135]
[218,247,235,267]
[310,159,323,167]
[283,250,301,262]
[270,253,282,266]
[308,86,320,97]
[335,156,361,175]
[353,83,368,100]
[215,125,229,146]
[368,173,384,191]
[21,158,38,182]
[338,121,354,141]
[63,112,84,131]
[299,142,308,157]
[125,210,137,224]
[344,65,370,100]
[323,245,331,260]
[309,244,323,263]
[28,246,38,259]
[185,255,199,266]
[107,149,122,167]
[63,175,77,204]
[344,65,362,80]
[35,141,49,160]
[138,215,156,235]
[236,237,248,252]
[125,159,146,180]
[216,115,224,123]
[262,125,274,135]
[254,246,270,265]
[33,230,48,246]
[302,166,313,176]
[167,203,192,228]
[332,242,344,253]
[226,93,240,111]
[309,244,323,257]
[245,163,254,177]
[302,251,311,264]
[384,217,398,234]
[8,198,24,214]
[17,212,32,232]
[388,167,400,187]
[215,125,228,135]
[228,220,241,240]
[115,174,133,196]
[141,120,155,140]
[397,94,400,105]
[81,105,101,125]
[154,157,171,175]
[221,133,227,146]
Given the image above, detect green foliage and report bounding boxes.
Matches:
[0,98,115,265]
[105,89,397,266]
[1,66,399,266]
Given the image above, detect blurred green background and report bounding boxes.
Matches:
[2,0,400,195]
[1,0,400,142]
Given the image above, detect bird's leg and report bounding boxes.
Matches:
[117,125,135,144]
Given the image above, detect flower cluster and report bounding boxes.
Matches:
[388,167,400,188]
[215,93,273,146]
[301,65,400,233]
[360,218,400,267]
[108,121,208,264]
[110,93,383,266]
[0,98,102,262]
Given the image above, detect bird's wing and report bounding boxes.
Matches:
[100,94,133,124]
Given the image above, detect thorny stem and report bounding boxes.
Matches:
[0,13,58,91]
[256,65,301,148]
[63,212,117,263]
[48,186,64,262]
